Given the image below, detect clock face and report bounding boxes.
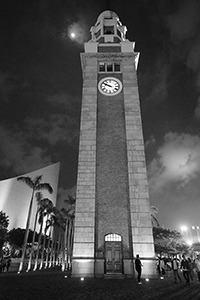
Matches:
[98,77,122,96]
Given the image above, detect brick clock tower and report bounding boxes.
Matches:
[72,10,155,278]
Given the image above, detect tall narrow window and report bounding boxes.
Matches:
[98,62,121,73]
[114,63,120,72]
[99,62,106,72]
[107,63,113,72]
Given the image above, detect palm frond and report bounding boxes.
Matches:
[64,195,76,205]
[17,176,34,188]
[36,183,53,194]
[35,192,43,204]
[33,175,43,185]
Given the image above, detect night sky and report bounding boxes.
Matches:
[1,0,200,231]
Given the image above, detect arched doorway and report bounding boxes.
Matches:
[105,234,122,274]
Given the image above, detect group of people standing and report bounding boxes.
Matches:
[135,253,200,285]
[157,254,200,285]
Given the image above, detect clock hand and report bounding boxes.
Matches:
[103,83,113,88]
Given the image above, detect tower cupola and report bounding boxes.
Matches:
[90,10,127,43]
[84,10,137,55]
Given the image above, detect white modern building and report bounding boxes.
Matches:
[0,162,60,230]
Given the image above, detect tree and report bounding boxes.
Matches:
[60,195,76,272]
[153,226,189,255]
[48,207,61,267]
[39,202,54,269]
[33,198,53,271]
[0,211,9,257]
[27,192,52,272]
[150,206,160,228]
[8,228,37,257]
[17,175,53,273]
[44,212,55,268]
[52,208,65,267]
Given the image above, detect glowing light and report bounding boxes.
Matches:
[145,278,149,282]
[186,240,193,246]
[181,226,188,232]
[80,277,84,281]
[70,32,76,38]
[64,276,68,278]
[67,22,86,45]
[160,277,164,279]
[74,259,92,263]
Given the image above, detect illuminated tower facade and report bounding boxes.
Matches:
[72,10,155,278]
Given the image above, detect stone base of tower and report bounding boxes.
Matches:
[72,258,156,278]
[123,259,134,278]
[72,259,95,278]
[140,258,157,278]
[94,259,104,277]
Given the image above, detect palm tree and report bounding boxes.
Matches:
[33,198,53,271]
[48,207,59,268]
[26,192,41,272]
[17,175,53,273]
[60,196,75,272]
[44,213,55,268]
[26,192,50,272]
[150,206,160,228]
[39,205,53,269]
[54,211,65,266]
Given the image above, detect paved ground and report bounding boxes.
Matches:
[0,267,200,300]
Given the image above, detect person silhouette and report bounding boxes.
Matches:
[171,255,182,283]
[135,254,143,284]
[181,255,190,285]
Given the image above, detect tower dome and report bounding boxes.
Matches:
[90,10,127,43]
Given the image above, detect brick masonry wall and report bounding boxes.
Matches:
[122,54,155,258]
[95,73,131,257]
[73,52,155,261]
[73,54,98,258]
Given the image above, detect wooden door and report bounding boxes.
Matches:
[105,241,122,273]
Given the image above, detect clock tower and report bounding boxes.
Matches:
[72,10,155,278]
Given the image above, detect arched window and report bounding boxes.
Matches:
[105,233,122,242]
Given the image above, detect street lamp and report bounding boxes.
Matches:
[192,225,200,243]
[180,226,188,241]
[181,225,188,233]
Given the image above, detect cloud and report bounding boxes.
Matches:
[46,93,79,111]
[165,0,200,42]
[61,18,88,46]
[57,186,76,209]
[0,126,52,176]
[165,0,200,120]
[25,113,79,147]
[145,135,156,149]
[139,57,169,104]
[23,93,80,147]
[148,132,200,192]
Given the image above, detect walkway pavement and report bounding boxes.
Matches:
[0,267,200,300]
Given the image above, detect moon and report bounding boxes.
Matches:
[70,32,76,38]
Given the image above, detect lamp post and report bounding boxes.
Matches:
[181,225,188,242]
[192,226,200,243]
[181,225,188,235]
